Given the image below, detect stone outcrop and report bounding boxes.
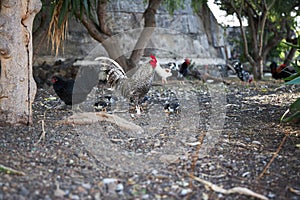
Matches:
[34,1,226,65]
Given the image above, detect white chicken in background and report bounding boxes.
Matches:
[151,55,172,84]
[168,62,180,71]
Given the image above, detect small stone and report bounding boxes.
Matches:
[252,141,261,145]
[44,195,52,200]
[267,192,276,198]
[94,192,101,200]
[242,171,251,177]
[202,193,209,200]
[19,186,30,196]
[82,183,91,190]
[208,165,216,171]
[180,188,192,196]
[77,186,87,194]
[69,194,80,200]
[151,170,158,175]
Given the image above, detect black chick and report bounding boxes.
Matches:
[52,67,99,105]
[94,99,110,112]
[164,101,180,114]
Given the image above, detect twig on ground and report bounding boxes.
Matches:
[0,164,25,176]
[186,130,269,200]
[258,132,288,179]
[0,96,8,99]
[189,174,268,200]
[186,130,206,199]
[289,187,300,196]
[190,130,206,180]
[36,109,48,144]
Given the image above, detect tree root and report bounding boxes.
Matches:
[189,174,268,200]
[57,112,144,134]
[35,109,48,144]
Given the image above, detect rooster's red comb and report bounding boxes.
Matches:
[149,55,157,68]
[185,58,190,64]
[150,55,156,60]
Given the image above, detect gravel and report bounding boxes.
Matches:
[1,79,300,200]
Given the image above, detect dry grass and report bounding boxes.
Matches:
[47,0,68,56]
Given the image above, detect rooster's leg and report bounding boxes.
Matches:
[72,104,84,112]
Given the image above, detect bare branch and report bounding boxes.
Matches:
[257,0,274,57]
[244,0,259,17]
[247,9,259,59]
[129,0,162,64]
[97,0,112,36]
[230,1,255,66]
[76,11,108,43]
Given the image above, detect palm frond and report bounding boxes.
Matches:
[47,0,69,56]
[46,0,97,55]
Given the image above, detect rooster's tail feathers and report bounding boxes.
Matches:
[95,57,126,75]
[95,57,127,88]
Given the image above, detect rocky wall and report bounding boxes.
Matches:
[34,0,226,65]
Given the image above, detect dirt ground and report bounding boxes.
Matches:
[0,79,299,200]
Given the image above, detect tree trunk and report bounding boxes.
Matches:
[284,47,297,66]
[33,0,52,62]
[0,0,41,125]
[258,59,264,79]
[129,0,162,65]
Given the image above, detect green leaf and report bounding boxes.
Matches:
[71,0,79,16]
[281,110,300,122]
[289,98,300,113]
[58,0,70,27]
[83,0,95,19]
[83,0,90,16]
[283,41,300,49]
[281,98,300,122]
[284,71,300,82]
[285,76,300,84]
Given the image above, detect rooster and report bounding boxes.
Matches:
[232,61,253,83]
[179,58,191,77]
[269,61,296,80]
[150,55,172,84]
[95,55,162,112]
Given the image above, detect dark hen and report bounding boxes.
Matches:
[270,61,296,80]
[52,66,99,105]
[179,58,191,77]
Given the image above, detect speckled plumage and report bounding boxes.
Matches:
[95,57,155,102]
